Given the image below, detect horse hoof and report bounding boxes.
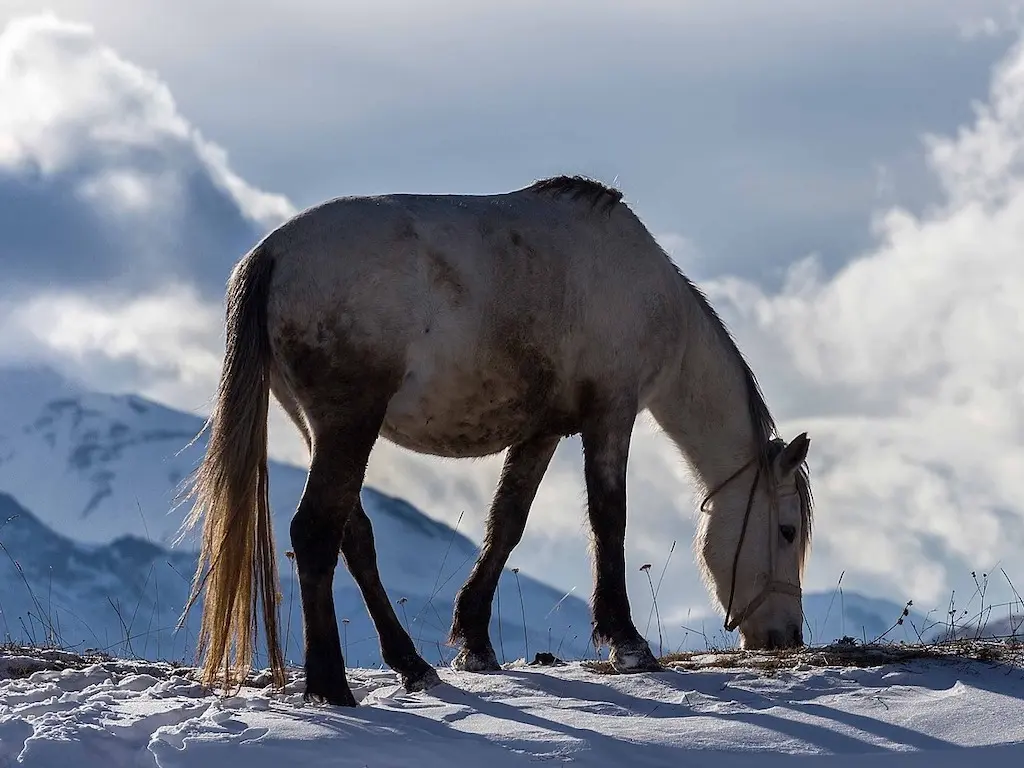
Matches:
[450,646,501,672]
[609,640,662,673]
[303,659,358,706]
[303,686,358,707]
[403,665,443,693]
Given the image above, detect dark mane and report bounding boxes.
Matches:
[674,263,814,551]
[526,175,624,213]
[678,270,777,449]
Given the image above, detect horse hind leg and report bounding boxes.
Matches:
[289,440,358,705]
[449,434,559,671]
[581,398,661,673]
[340,497,442,691]
[289,390,434,704]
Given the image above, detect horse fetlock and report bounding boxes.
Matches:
[382,646,443,691]
[382,643,432,671]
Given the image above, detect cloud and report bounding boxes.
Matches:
[0,283,224,411]
[959,2,1024,39]
[4,1,1009,292]
[4,7,1024,640]
[699,31,1024,608]
[0,13,293,297]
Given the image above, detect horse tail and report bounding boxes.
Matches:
[177,241,284,693]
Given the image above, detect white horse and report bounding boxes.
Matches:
[179,175,814,707]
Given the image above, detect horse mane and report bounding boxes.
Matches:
[673,261,814,555]
[526,175,624,213]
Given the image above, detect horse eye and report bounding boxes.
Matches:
[779,524,797,544]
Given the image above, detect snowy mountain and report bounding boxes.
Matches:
[0,491,592,669]
[0,366,596,667]
[0,365,939,669]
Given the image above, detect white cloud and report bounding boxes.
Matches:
[0,13,294,231]
[958,2,1024,39]
[700,32,1024,608]
[76,168,170,214]
[0,284,225,411]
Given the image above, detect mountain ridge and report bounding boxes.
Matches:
[0,364,948,665]
[0,365,598,667]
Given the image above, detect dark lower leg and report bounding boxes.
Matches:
[449,435,559,671]
[290,493,354,706]
[582,417,659,672]
[341,500,440,691]
[290,408,387,706]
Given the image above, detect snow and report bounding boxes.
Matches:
[1,646,1022,766]
[4,366,1023,765]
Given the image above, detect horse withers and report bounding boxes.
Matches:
[178,175,814,706]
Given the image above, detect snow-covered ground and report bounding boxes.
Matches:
[3,366,1023,765]
[1,644,1022,766]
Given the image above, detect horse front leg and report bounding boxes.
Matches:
[449,434,560,671]
[581,406,661,673]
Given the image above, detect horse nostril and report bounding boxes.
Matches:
[766,630,784,649]
[790,624,804,647]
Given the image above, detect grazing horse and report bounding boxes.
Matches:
[178,175,815,707]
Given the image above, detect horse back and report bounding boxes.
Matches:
[261,186,688,451]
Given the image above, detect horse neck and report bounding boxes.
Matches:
[647,320,766,493]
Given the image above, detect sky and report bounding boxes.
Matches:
[1,1,1023,637]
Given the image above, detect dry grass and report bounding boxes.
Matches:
[7,635,1023,694]
[582,636,1024,676]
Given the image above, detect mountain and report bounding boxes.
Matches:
[0,366,596,667]
[0,491,197,661]
[927,614,1024,643]
[0,365,949,667]
[799,590,926,647]
[0,491,594,669]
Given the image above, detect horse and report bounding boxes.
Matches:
[177,175,815,707]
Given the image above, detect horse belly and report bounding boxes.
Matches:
[380,363,557,458]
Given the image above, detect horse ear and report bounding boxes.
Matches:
[776,432,810,477]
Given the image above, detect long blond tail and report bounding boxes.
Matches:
[178,243,285,692]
